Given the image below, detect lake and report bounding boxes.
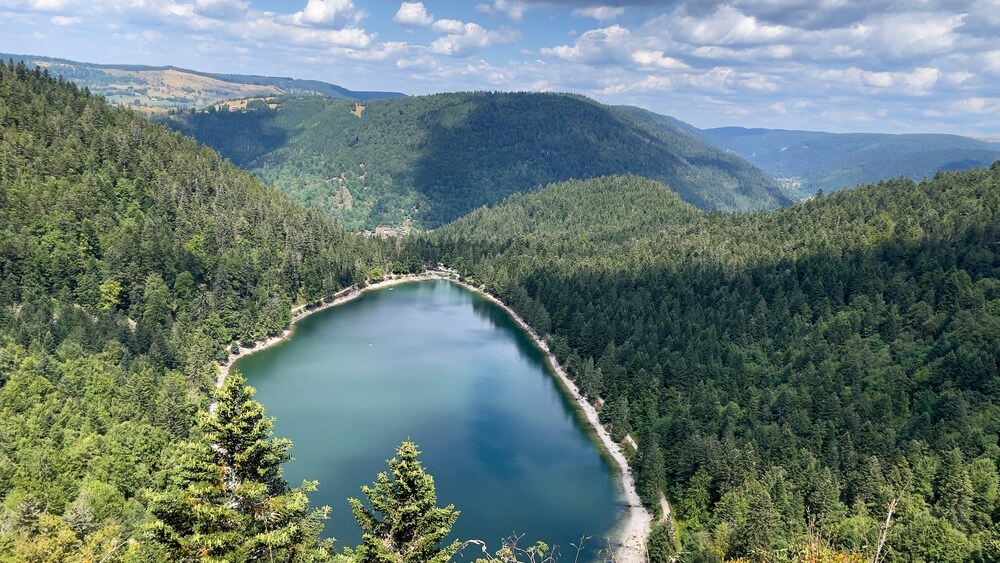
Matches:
[234,280,623,559]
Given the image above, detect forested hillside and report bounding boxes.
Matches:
[419,170,1000,561]
[160,92,789,229]
[0,61,396,559]
[700,127,1000,198]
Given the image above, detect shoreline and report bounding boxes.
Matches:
[450,279,653,563]
[215,271,652,561]
[216,271,456,384]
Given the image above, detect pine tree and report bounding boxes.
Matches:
[636,426,665,507]
[349,440,460,563]
[936,448,974,532]
[646,521,678,563]
[146,372,332,561]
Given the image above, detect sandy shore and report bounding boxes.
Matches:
[214,271,653,561]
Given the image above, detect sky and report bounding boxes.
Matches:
[1,0,998,136]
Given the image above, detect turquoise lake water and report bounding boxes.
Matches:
[234,280,623,559]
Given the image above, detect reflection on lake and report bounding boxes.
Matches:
[235,280,622,560]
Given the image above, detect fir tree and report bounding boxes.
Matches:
[146,372,331,561]
[349,440,460,563]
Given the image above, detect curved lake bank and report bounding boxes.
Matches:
[233,280,626,560]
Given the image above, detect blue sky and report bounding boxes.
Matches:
[1,0,998,136]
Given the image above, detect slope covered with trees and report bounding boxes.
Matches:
[700,126,1000,198]
[418,170,1000,561]
[0,60,397,559]
[160,92,790,229]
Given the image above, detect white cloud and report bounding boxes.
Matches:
[983,50,1000,74]
[814,66,942,94]
[290,0,358,27]
[672,5,796,46]
[953,97,1000,114]
[861,12,961,60]
[572,6,624,21]
[431,18,465,34]
[430,21,519,57]
[540,25,631,64]
[324,40,410,61]
[492,0,529,21]
[30,0,69,10]
[631,49,688,70]
[958,0,1000,36]
[394,2,432,27]
[50,14,77,24]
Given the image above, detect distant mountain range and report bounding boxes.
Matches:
[12,53,994,209]
[1,53,405,113]
[160,92,790,229]
[700,126,1000,198]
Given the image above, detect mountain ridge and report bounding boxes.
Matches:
[161,91,790,229]
[699,125,1000,197]
[1,52,405,113]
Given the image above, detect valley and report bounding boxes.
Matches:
[701,127,1000,198]
[159,92,790,229]
[0,29,997,563]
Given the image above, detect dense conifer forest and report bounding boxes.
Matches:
[418,172,1000,561]
[160,92,789,229]
[2,59,998,562]
[0,61,400,560]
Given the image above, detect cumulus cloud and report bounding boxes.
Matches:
[394,1,432,26]
[813,66,944,95]
[491,0,530,20]
[670,5,796,46]
[953,97,1000,114]
[541,25,632,64]
[430,21,520,56]
[289,0,361,27]
[631,49,687,69]
[431,18,465,34]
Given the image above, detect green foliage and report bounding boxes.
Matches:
[145,372,332,561]
[647,521,679,563]
[162,92,790,229]
[349,440,460,563]
[420,169,1000,561]
[0,59,388,560]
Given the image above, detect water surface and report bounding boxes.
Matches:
[235,280,622,558]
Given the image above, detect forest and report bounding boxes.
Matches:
[159,92,789,229]
[0,60,411,561]
[1,59,998,562]
[417,172,999,561]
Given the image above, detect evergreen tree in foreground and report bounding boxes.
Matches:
[146,373,332,561]
[350,440,460,563]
